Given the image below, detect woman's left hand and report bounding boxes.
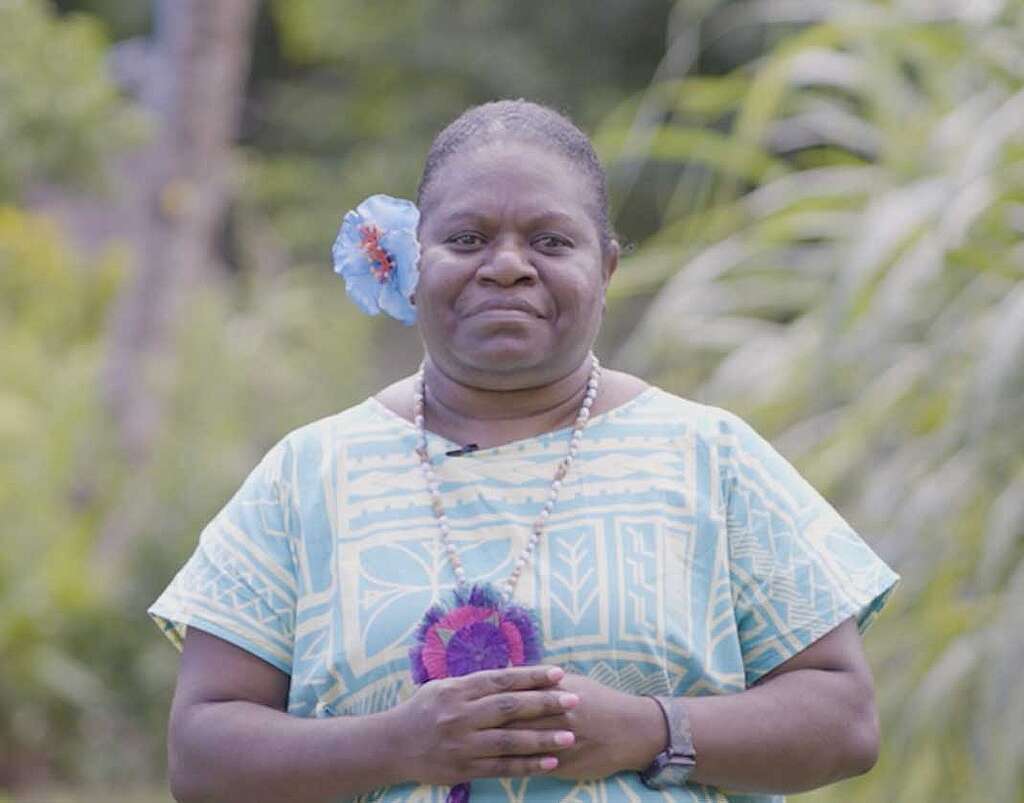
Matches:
[504,672,667,781]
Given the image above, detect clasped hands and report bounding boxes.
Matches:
[393,665,665,786]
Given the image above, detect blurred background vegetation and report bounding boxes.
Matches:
[1,0,1022,800]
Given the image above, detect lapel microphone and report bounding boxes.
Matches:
[445,443,480,457]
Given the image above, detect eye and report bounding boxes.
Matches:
[533,233,573,252]
[445,231,486,249]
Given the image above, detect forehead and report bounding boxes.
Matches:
[420,140,594,223]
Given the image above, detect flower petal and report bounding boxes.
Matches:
[503,605,542,664]
[465,585,503,608]
[422,627,449,679]
[335,209,366,251]
[357,194,420,232]
[378,282,417,325]
[501,619,525,665]
[381,228,421,297]
[438,605,493,632]
[409,647,429,684]
[332,244,372,277]
[344,271,383,316]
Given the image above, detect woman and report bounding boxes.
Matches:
[150,100,899,803]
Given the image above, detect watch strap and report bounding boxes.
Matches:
[639,695,696,789]
[654,695,695,759]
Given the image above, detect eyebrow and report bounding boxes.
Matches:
[436,209,580,229]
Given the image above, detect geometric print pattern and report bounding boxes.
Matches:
[150,388,899,803]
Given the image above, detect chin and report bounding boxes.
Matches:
[450,341,555,381]
[469,349,544,373]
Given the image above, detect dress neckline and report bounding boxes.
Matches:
[367,385,659,458]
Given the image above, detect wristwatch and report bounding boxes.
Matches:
[638,695,697,789]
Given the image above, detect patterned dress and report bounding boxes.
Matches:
[150,387,899,803]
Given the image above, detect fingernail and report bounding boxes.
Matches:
[547,667,565,682]
[555,731,575,747]
[558,693,579,708]
[540,757,558,771]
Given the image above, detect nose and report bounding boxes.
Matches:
[476,241,537,287]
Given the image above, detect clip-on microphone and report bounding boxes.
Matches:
[445,443,480,457]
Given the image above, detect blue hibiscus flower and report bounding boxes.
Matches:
[331,194,420,325]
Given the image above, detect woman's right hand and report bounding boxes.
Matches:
[389,665,579,785]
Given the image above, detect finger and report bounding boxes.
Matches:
[460,665,565,700]
[468,689,579,728]
[474,728,575,757]
[504,713,574,731]
[467,755,560,779]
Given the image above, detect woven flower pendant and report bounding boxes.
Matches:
[410,583,542,682]
[409,584,542,803]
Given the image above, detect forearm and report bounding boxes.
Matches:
[170,700,407,803]
[680,667,879,794]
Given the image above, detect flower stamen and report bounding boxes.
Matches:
[359,223,394,282]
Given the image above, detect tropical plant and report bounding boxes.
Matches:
[0,0,140,201]
[600,1,1024,800]
[5,0,1022,799]
[0,0,139,786]
[0,0,376,788]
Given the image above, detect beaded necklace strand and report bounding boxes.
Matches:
[413,355,601,599]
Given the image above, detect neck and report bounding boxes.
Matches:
[421,356,596,443]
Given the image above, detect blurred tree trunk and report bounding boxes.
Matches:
[98,0,257,562]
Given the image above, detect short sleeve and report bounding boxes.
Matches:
[719,412,899,686]
[148,438,298,674]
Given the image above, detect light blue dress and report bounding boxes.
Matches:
[150,387,899,802]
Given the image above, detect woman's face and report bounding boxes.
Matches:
[416,140,618,388]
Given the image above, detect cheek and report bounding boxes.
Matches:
[417,250,466,305]
[553,272,605,319]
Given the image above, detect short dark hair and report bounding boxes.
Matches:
[417,99,614,251]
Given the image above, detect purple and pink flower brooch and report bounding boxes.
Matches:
[409,584,542,684]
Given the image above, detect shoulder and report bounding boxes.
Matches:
[593,368,650,415]
[607,373,752,443]
[373,374,418,424]
[271,390,414,470]
[595,373,769,482]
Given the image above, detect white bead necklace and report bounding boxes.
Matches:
[413,355,601,600]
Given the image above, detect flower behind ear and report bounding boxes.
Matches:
[332,194,420,325]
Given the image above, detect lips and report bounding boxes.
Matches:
[464,298,544,317]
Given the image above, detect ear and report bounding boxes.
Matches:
[601,239,620,290]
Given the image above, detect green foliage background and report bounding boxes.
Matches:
[1,0,1022,800]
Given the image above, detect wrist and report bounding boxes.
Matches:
[621,694,669,773]
[637,695,697,789]
[376,701,423,786]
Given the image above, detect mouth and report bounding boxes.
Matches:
[464,298,544,318]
